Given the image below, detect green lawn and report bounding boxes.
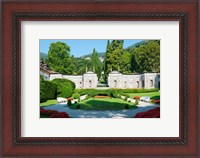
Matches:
[127,91,160,100]
[39,91,159,108]
[40,99,57,106]
[69,98,137,110]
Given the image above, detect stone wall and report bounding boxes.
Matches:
[83,72,98,88]
[46,71,98,89]
[143,73,160,89]
[108,71,160,89]
[49,74,63,80]
[63,75,83,89]
[41,69,159,89]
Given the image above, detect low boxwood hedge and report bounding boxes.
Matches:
[74,88,158,98]
[73,93,80,102]
[121,88,159,93]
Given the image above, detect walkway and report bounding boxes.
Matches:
[43,102,159,118]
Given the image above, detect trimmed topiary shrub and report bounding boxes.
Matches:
[74,89,113,97]
[86,95,90,100]
[110,90,119,98]
[40,75,57,103]
[74,89,89,95]
[74,88,159,96]
[135,99,139,105]
[73,93,80,102]
[122,88,159,93]
[67,100,72,106]
[52,78,75,98]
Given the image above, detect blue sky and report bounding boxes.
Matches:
[40,39,143,57]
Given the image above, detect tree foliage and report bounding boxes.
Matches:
[75,57,91,75]
[91,48,103,79]
[120,51,131,74]
[104,40,132,77]
[48,42,74,74]
[131,40,160,72]
[43,40,160,83]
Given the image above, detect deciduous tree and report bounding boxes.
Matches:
[48,42,74,74]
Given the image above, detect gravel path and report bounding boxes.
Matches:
[43,102,159,118]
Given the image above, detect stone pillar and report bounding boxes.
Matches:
[83,72,98,88]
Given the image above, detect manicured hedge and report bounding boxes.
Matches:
[75,89,112,97]
[67,99,72,106]
[74,89,94,95]
[73,93,80,102]
[40,76,57,103]
[121,93,130,99]
[74,88,158,97]
[52,78,75,98]
[121,88,159,93]
[110,90,120,98]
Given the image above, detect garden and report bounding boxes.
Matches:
[40,76,160,118]
[69,98,138,110]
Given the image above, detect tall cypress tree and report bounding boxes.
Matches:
[104,40,111,81]
[104,40,125,76]
[91,48,102,79]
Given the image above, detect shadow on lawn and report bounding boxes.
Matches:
[151,95,160,100]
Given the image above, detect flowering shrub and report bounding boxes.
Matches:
[134,107,160,118]
[67,97,73,100]
[40,107,70,118]
[152,100,160,104]
[67,99,72,106]
[134,96,140,99]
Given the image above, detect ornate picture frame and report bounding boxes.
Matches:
[1,0,199,157]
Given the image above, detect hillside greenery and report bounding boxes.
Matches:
[40,52,48,63]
